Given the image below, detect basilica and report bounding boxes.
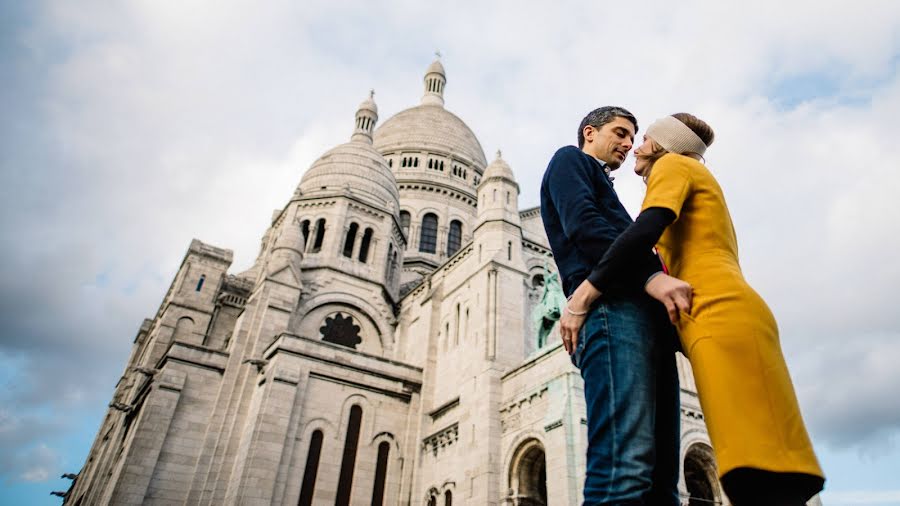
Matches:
[66,59,724,505]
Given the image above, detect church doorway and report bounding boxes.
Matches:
[683,442,722,505]
[507,439,547,506]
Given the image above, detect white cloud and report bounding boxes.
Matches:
[3,0,900,495]
[824,490,900,505]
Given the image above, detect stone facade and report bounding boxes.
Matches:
[66,60,735,506]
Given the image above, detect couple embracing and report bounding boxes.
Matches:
[540,107,825,506]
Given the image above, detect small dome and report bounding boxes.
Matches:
[272,214,305,256]
[297,142,399,211]
[425,59,445,76]
[358,89,377,114]
[482,150,515,181]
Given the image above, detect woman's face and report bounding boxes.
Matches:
[633,136,655,178]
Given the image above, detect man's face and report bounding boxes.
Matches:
[582,117,635,170]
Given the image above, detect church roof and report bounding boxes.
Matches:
[298,141,399,210]
[374,105,487,168]
[482,150,515,181]
[373,58,487,169]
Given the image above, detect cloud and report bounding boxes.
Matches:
[2,0,900,495]
[0,408,63,484]
[825,490,900,506]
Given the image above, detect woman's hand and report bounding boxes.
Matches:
[559,280,601,354]
[645,273,693,324]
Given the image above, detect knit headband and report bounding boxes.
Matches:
[645,116,707,157]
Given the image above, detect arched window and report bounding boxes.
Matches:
[312,219,326,252]
[419,214,438,254]
[509,440,547,506]
[195,274,205,292]
[300,220,311,246]
[414,157,419,167]
[390,250,397,280]
[174,317,194,342]
[358,228,373,263]
[343,223,359,258]
[684,443,721,506]
[447,220,462,257]
[400,211,411,239]
[370,441,390,506]
[297,430,323,506]
[386,244,395,282]
[388,158,393,168]
[335,406,363,506]
[428,496,437,506]
[444,491,452,506]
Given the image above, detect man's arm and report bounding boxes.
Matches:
[544,147,623,256]
[545,147,663,287]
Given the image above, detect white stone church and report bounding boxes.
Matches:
[66,59,732,506]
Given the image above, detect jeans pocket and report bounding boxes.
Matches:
[572,306,601,369]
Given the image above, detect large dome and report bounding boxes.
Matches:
[297,141,399,210]
[374,104,488,169]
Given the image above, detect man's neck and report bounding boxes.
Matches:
[581,147,608,166]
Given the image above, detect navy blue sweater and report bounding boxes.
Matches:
[540,146,661,297]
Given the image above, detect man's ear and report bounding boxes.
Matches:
[582,125,594,144]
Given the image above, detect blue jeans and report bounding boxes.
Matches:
[572,294,680,506]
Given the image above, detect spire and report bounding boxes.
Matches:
[421,54,446,106]
[351,89,378,143]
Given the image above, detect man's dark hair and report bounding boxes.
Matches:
[577,106,638,148]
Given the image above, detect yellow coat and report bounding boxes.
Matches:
[643,153,824,480]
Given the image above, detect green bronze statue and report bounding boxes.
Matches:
[531,263,566,349]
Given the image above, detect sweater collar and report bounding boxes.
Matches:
[583,151,615,184]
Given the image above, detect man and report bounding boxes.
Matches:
[540,106,691,505]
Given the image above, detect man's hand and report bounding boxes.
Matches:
[645,273,693,324]
[559,280,601,355]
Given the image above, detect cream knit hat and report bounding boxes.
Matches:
[645,116,708,157]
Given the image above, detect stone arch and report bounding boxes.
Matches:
[173,316,195,343]
[293,295,393,353]
[367,432,402,506]
[506,438,548,506]
[414,206,442,222]
[370,431,402,455]
[299,417,337,443]
[425,487,441,506]
[682,441,722,506]
[439,481,456,506]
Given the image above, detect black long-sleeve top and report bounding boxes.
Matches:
[585,207,677,290]
[540,146,662,296]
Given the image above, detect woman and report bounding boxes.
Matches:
[562,113,825,505]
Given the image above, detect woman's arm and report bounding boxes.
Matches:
[559,208,690,353]
[586,207,676,289]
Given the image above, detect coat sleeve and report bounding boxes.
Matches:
[543,148,624,260]
[544,147,663,290]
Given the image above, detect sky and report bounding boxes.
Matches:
[1,1,900,504]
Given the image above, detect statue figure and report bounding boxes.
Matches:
[531,263,566,349]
